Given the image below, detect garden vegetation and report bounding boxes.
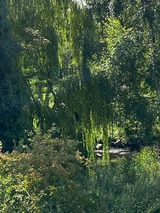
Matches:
[0,0,160,212]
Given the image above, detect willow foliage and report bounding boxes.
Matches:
[5,0,111,159]
[5,0,160,158]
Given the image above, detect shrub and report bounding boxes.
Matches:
[89,148,160,213]
[1,133,160,212]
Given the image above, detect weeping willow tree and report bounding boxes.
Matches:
[5,0,113,161]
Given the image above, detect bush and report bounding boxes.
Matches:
[0,131,97,212]
[0,133,160,212]
[90,148,160,213]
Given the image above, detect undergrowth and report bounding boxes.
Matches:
[0,132,160,213]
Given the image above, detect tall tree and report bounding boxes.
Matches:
[88,0,160,144]
[0,2,31,152]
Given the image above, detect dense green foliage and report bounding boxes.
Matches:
[0,0,159,155]
[0,132,160,212]
[0,2,32,152]
[0,1,160,210]
[2,0,159,154]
